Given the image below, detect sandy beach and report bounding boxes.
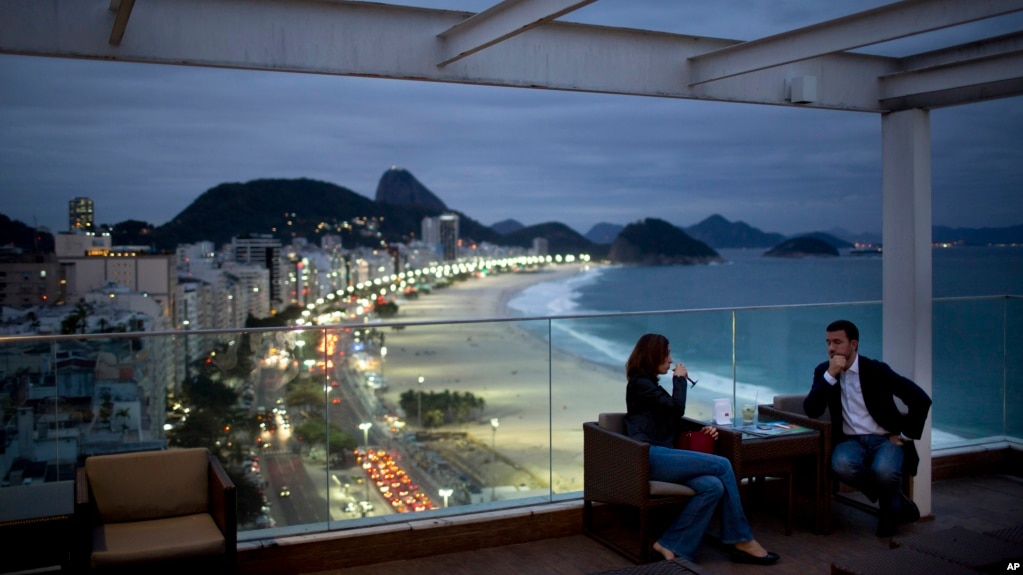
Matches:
[374,262,627,495]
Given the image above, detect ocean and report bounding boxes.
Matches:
[507,246,1023,446]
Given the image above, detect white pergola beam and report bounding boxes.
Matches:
[437,0,597,67]
[0,0,899,112]
[880,49,1023,109]
[688,0,1023,85]
[108,0,136,46]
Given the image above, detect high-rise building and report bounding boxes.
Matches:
[69,197,94,232]
[232,234,284,311]
[439,214,459,261]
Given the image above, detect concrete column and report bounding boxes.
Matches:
[881,108,932,515]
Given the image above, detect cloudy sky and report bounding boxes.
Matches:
[1,0,1021,237]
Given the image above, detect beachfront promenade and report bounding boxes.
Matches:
[372,262,622,496]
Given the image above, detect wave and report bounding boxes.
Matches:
[507,265,608,317]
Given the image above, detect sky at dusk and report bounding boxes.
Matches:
[1,0,1022,238]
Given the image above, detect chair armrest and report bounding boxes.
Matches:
[75,465,90,511]
[208,455,237,565]
[583,422,652,506]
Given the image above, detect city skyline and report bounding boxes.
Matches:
[1,1,1022,237]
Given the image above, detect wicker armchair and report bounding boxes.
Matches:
[583,413,702,563]
[75,447,237,573]
[758,394,834,533]
[760,393,914,534]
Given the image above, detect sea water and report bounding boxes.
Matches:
[507,246,1023,446]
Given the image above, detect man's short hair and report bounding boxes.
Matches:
[827,319,859,342]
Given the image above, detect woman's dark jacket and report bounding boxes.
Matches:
[625,374,687,448]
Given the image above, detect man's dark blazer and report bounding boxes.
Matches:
[804,355,932,476]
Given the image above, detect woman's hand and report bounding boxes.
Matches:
[672,362,688,379]
[700,425,718,439]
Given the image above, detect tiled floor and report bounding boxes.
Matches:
[324,475,1023,575]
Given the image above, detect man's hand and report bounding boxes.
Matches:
[828,355,848,379]
[888,434,904,446]
[700,426,718,439]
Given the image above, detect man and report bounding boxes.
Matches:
[804,319,932,537]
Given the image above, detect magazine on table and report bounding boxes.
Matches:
[733,420,813,438]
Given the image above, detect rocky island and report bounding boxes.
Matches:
[763,236,839,258]
[609,218,723,265]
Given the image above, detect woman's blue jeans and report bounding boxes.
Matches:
[648,446,753,561]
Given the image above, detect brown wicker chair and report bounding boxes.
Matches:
[760,393,914,534]
[758,394,834,533]
[583,413,702,563]
[75,447,237,573]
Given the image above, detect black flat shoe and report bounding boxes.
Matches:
[731,549,780,565]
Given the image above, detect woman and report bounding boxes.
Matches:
[625,333,779,565]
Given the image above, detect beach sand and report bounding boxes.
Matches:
[374,263,626,495]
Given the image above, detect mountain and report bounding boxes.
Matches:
[609,218,721,265]
[764,236,839,258]
[374,167,447,211]
[0,214,55,253]
[585,222,624,245]
[501,222,605,257]
[933,224,1023,246]
[824,227,881,246]
[150,178,500,251]
[794,232,854,249]
[491,219,525,235]
[684,214,786,248]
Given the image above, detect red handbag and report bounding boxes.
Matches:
[676,430,715,454]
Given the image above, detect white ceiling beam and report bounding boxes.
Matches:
[688,0,1023,86]
[0,0,898,112]
[436,0,598,67]
[880,49,1023,109]
[108,0,136,46]
[898,30,1023,71]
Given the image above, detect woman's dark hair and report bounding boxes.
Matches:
[626,333,669,380]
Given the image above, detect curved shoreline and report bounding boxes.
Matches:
[377,262,624,495]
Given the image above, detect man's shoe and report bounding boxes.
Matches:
[898,493,920,524]
[876,513,897,538]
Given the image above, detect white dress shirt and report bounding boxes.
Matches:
[823,355,889,436]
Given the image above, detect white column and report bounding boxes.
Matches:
[881,108,932,516]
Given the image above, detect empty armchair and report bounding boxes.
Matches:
[75,447,237,573]
[583,413,699,563]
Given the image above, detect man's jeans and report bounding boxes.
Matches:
[648,446,754,561]
[831,434,905,514]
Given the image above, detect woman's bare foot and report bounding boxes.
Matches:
[652,541,675,561]
[733,539,768,558]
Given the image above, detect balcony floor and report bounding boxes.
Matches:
[310,474,1023,575]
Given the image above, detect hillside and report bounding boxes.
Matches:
[764,236,839,258]
[501,222,604,257]
[685,214,786,248]
[609,218,721,265]
[150,178,500,250]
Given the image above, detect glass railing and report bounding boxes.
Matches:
[0,296,1018,540]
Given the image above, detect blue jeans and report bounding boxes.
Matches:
[648,446,754,561]
[831,435,904,513]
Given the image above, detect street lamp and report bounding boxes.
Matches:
[438,488,453,508]
[358,422,372,514]
[490,417,500,502]
[417,375,424,425]
[380,346,387,379]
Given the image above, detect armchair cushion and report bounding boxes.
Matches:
[91,513,225,568]
[85,448,210,523]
